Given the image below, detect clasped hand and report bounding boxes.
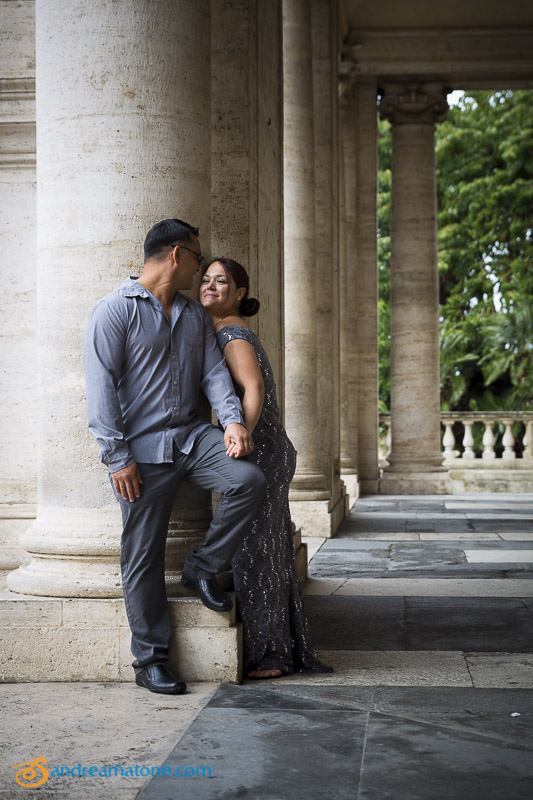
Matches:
[224,423,254,458]
[112,424,253,503]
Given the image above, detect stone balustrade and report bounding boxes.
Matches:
[380,412,533,465]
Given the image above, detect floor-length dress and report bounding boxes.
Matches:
[216,325,331,675]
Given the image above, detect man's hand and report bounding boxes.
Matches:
[224,423,254,458]
[112,462,143,502]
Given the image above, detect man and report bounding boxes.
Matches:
[85,219,266,695]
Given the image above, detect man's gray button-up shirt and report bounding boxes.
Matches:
[84,278,244,473]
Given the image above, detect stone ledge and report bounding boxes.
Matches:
[341,473,360,507]
[0,593,241,683]
[289,495,347,538]
[380,471,452,495]
[294,542,308,583]
[0,590,237,628]
[450,468,533,493]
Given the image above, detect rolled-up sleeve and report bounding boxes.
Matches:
[84,301,134,473]
[199,310,244,429]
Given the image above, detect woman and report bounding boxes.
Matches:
[200,257,331,679]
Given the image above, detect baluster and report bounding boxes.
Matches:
[501,419,516,460]
[442,421,456,460]
[462,419,476,460]
[523,421,532,461]
[482,421,496,460]
[385,421,392,458]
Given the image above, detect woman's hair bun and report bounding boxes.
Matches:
[240,297,260,317]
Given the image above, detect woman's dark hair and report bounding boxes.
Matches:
[207,257,260,317]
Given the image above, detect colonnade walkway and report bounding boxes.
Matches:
[2,495,532,799]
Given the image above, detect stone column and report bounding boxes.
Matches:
[338,83,359,502]
[0,1,37,585]
[211,0,284,393]
[7,0,213,597]
[283,0,330,535]
[354,80,380,494]
[210,0,295,572]
[310,0,346,533]
[379,83,450,494]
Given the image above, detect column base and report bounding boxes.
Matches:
[7,504,205,598]
[360,478,379,495]
[0,590,241,683]
[289,489,346,538]
[340,472,359,507]
[294,527,309,583]
[0,504,34,589]
[380,469,451,495]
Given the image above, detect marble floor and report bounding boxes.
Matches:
[2,494,532,799]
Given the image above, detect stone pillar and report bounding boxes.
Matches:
[0,0,37,584]
[210,0,301,572]
[283,0,330,535]
[354,80,380,495]
[379,83,450,494]
[211,0,284,393]
[7,0,214,597]
[338,83,359,502]
[310,0,346,533]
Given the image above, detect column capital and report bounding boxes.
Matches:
[379,82,449,126]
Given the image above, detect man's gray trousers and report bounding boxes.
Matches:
[112,426,267,671]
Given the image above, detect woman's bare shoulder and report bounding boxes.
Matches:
[214,316,251,333]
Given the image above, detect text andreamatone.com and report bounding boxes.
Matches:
[49,764,212,779]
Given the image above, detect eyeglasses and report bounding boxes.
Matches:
[170,242,204,268]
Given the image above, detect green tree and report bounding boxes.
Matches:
[378,90,533,412]
[437,90,533,411]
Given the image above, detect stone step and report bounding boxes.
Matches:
[0,591,241,683]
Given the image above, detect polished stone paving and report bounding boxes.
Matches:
[3,494,533,799]
[134,494,533,799]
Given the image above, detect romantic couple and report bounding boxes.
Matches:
[84,218,330,695]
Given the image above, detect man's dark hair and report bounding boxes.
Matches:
[143,218,199,262]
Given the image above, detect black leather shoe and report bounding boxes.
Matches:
[135,664,187,695]
[181,574,233,612]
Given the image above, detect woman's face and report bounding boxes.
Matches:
[200,262,245,315]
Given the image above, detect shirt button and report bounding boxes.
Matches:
[173,380,177,385]
[173,406,177,411]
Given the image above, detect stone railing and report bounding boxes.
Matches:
[379,412,533,464]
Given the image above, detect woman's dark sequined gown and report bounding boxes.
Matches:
[217,325,331,675]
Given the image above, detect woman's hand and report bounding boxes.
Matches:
[224,423,255,458]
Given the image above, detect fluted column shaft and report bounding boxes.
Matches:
[339,88,359,486]
[354,80,379,494]
[380,83,449,492]
[304,0,346,532]
[8,0,213,597]
[211,0,284,393]
[283,0,326,495]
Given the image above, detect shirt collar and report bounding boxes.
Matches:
[121,278,190,310]
[122,277,150,298]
